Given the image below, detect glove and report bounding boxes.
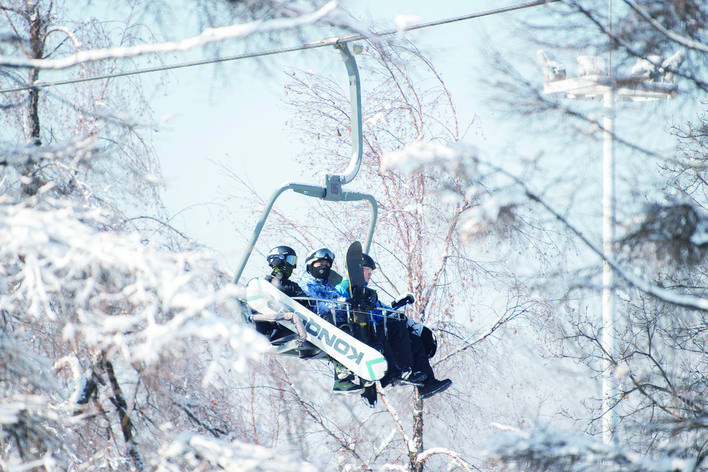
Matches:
[352,287,378,301]
[349,287,377,312]
[391,293,415,309]
[353,286,377,303]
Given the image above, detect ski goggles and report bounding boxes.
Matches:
[268,254,297,267]
[308,248,335,265]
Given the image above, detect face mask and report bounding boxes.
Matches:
[310,264,331,281]
[272,265,293,280]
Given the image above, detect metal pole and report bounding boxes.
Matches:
[231,44,378,285]
[232,183,325,284]
[601,0,618,445]
[601,86,618,446]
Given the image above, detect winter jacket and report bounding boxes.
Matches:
[265,274,311,310]
[265,274,306,299]
[335,277,426,335]
[335,277,388,325]
[299,270,348,324]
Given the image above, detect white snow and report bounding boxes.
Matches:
[460,188,527,233]
[382,141,463,174]
[394,14,422,35]
[479,427,696,472]
[690,217,708,246]
[0,198,270,379]
[155,433,318,472]
[0,2,340,70]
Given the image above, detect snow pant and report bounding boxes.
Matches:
[409,333,434,380]
[254,320,292,342]
[371,318,433,378]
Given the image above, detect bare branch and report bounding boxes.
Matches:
[0,2,338,70]
[623,0,708,53]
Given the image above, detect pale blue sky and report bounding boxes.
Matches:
[152,1,512,274]
[150,0,683,279]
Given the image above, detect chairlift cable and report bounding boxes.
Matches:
[0,0,559,94]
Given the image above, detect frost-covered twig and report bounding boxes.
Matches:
[417,447,475,471]
[0,198,270,381]
[0,2,338,70]
[435,309,511,365]
[383,141,708,313]
[378,387,412,456]
[524,189,708,311]
[623,0,708,53]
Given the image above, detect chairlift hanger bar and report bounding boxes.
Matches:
[0,0,560,94]
[232,43,376,284]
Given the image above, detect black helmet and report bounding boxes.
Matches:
[306,248,334,269]
[306,248,335,280]
[267,246,297,279]
[362,253,376,270]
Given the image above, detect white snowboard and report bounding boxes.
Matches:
[246,277,388,382]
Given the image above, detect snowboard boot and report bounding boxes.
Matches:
[379,366,401,390]
[418,378,452,399]
[334,360,351,380]
[397,367,427,387]
[361,384,377,408]
[333,374,364,394]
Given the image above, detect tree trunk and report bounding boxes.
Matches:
[28,2,42,146]
[410,393,424,472]
[23,1,44,196]
[104,360,145,472]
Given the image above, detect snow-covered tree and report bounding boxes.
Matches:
[0,1,358,471]
[398,1,708,470]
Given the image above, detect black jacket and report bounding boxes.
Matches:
[265,274,306,299]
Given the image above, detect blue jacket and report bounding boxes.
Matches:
[335,277,392,325]
[336,278,424,335]
[299,270,348,324]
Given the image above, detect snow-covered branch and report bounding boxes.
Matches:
[0,198,269,382]
[623,0,708,53]
[524,189,708,312]
[383,141,708,313]
[479,427,695,472]
[154,433,318,472]
[416,447,475,471]
[0,2,338,70]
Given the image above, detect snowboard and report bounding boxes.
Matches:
[344,240,375,332]
[346,241,381,406]
[345,240,366,303]
[245,277,388,382]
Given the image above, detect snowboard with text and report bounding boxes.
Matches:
[245,277,387,382]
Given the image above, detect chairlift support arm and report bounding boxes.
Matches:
[233,43,377,284]
[331,42,363,186]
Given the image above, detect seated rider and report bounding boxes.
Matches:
[336,253,427,387]
[336,253,452,402]
[265,245,306,299]
[251,246,316,357]
[299,247,432,398]
[299,248,368,394]
[298,248,347,325]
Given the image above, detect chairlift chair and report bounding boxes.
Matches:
[236,43,386,362]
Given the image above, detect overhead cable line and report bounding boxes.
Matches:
[0,0,560,94]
